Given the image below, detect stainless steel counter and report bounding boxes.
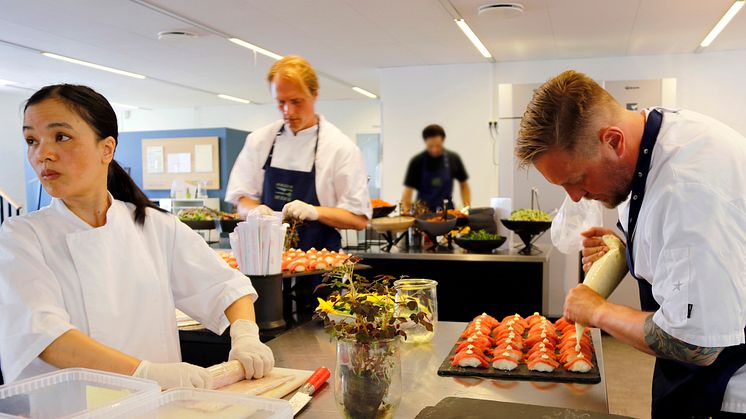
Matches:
[354,243,552,262]
[270,321,608,418]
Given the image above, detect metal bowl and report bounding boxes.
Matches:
[454,237,506,253]
[371,216,415,234]
[372,205,396,219]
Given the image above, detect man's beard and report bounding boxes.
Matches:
[601,163,633,208]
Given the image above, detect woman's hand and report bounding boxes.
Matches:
[228,320,275,379]
[133,360,212,389]
[580,227,621,272]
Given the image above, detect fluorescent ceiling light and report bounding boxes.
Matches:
[218,94,251,104]
[111,102,139,110]
[42,52,146,79]
[455,18,492,58]
[700,0,744,47]
[228,38,283,60]
[352,86,378,99]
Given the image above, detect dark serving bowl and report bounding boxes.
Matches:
[416,213,458,237]
[180,219,216,230]
[500,219,552,254]
[454,236,506,253]
[372,205,396,219]
[217,218,241,233]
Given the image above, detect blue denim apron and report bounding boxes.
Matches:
[418,152,454,211]
[617,109,746,418]
[261,123,341,251]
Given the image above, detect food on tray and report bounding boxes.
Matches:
[509,208,552,222]
[178,207,215,221]
[425,215,448,222]
[219,211,241,220]
[216,251,239,270]
[447,313,595,376]
[459,229,502,241]
[447,209,468,218]
[281,248,350,273]
[370,198,393,208]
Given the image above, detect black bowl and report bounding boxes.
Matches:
[454,236,506,253]
[500,219,552,235]
[180,219,216,230]
[416,213,458,237]
[217,218,241,233]
[372,205,396,219]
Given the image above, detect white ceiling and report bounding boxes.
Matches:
[0,0,743,108]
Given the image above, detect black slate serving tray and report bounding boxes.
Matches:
[415,397,630,419]
[437,326,601,384]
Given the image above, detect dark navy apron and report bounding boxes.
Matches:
[418,152,454,211]
[261,122,341,251]
[617,108,746,418]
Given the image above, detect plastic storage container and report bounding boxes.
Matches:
[0,368,160,419]
[108,388,293,418]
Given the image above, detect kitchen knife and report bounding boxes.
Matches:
[288,367,331,415]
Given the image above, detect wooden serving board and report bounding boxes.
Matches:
[437,327,601,384]
[217,367,313,399]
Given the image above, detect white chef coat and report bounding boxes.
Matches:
[225,115,373,219]
[617,108,746,413]
[0,196,256,383]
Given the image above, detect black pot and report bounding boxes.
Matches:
[454,237,506,253]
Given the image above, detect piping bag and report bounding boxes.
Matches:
[575,235,628,350]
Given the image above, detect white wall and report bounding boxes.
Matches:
[379,63,497,207]
[0,91,28,211]
[117,99,381,140]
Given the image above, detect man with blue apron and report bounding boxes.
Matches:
[516,70,746,418]
[617,109,746,418]
[402,124,470,214]
[262,123,341,251]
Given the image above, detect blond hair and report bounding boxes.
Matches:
[267,55,319,97]
[515,70,619,167]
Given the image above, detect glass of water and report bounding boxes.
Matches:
[394,278,438,344]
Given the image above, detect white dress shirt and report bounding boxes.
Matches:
[0,196,256,383]
[225,115,373,219]
[618,108,746,413]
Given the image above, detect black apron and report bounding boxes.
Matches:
[418,152,454,211]
[616,108,746,418]
[261,123,341,251]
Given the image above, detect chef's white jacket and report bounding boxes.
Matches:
[225,115,373,219]
[618,108,746,413]
[0,196,257,383]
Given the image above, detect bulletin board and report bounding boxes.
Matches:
[141,136,220,190]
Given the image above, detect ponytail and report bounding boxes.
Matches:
[107,160,166,226]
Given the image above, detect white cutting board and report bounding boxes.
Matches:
[217,367,313,399]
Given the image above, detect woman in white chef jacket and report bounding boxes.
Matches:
[225,55,372,252]
[0,84,273,388]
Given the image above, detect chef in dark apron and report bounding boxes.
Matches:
[401,124,470,214]
[516,70,746,418]
[225,55,372,251]
[225,56,373,315]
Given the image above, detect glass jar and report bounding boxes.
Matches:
[394,278,438,343]
[335,337,401,419]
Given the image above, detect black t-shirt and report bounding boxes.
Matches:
[403,150,468,190]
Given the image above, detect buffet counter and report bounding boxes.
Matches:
[352,244,552,321]
[271,320,608,418]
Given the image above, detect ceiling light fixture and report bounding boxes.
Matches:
[228,38,283,60]
[455,19,492,58]
[352,86,378,99]
[42,52,146,79]
[218,94,251,104]
[700,0,744,48]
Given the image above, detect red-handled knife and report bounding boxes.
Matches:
[288,367,331,415]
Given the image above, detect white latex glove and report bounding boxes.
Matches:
[228,319,275,379]
[133,360,213,390]
[282,200,319,221]
[239,203,274,219]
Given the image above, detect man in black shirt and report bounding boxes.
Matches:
[401,124,470,213]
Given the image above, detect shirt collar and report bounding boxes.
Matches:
[51,192,118,230]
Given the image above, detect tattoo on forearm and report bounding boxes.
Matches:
[643,314,723,366]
